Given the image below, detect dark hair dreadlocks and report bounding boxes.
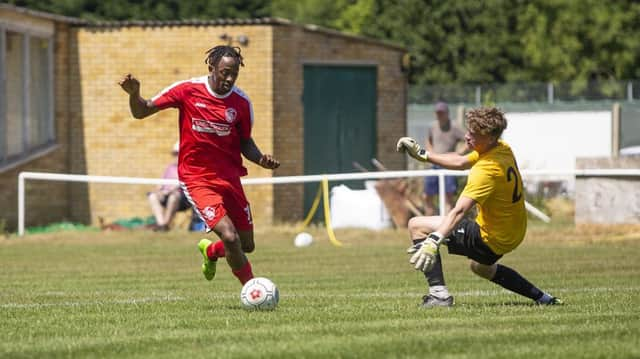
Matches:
[204,45,244,68]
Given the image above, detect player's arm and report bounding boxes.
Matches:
[435,195,475,237]
[240,138,280,170]
[118,74,159,119]
[409,196,476,272]
[428,151,472,170]
[396,137,472,170]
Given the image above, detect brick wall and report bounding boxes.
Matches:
[0,16,406,231]
[272,25,407,221]
[70,25,275,226]
[0,10,72,231]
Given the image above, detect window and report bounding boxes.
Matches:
[0,28,55,168]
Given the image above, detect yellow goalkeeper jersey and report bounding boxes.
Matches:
[461,140,527,255]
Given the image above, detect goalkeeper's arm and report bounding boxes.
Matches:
[427,152,472,170]
[396,137,472,170]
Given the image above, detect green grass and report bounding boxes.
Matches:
[1,225,639,358]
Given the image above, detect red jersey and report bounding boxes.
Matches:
[151,76,253,183]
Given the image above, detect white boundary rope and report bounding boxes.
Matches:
[18,169,640,236]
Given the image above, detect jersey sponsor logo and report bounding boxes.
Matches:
[192,118,231,136]
[195,102,207,108]
[225,107,237,123]
[456,228,465,234]
[203,206,216,220]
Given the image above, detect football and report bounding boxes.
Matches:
[294,232,313,247]
[240,277,279,310]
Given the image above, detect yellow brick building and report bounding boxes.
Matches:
[0,4,407,231]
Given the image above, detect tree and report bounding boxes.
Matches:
[8,0,640,85]
[6,0,271,21]
[518,0,640,82]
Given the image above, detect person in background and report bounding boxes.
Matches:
[147,141,191,232]
[424,101,466,215]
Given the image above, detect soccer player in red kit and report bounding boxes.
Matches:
[119,46,280,286]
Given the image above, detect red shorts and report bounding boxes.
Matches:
[181,177,253,232]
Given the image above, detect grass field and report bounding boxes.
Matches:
[1,224,639,358]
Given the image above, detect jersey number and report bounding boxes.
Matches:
[507,166,522,203]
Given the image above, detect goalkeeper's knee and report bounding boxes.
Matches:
[470,261,496,280]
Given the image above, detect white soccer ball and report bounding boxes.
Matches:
[294,232,313,247]
[240,277,279,311]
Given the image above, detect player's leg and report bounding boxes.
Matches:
[212,216,244,268]
[407,215,443,238]
[211,216,254,284]
[188,179,255,285]
[238,230,255,253]
[200,179,256,284]
[407,216,452,307]
[223,184,256,284]
[182,182,225,281]
[449,219,563,305]
[470,260,562,305]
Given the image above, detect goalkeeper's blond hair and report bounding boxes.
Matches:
[466,107,507,138]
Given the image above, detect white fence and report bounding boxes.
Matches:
[17,169,640,236]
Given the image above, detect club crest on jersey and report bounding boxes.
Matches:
[225,108,237,123]
[203,206,216,220]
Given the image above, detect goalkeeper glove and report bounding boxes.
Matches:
[409,232,445,273]
[396,137,429,162]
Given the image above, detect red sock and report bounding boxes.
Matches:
[232,261,254,285]
[206,240,226,260]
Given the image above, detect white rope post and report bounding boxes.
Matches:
[16,169,640,236]
[438,173,446,217]
[18,172,25,236]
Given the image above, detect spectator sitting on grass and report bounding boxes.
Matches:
[147,142,191,231]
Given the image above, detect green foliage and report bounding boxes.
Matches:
[7,0,640,85]
[275,0,640,86]
[6,0,271,21]
[518,0,640,82]
[1,229,639,357]
[271,0,376,34]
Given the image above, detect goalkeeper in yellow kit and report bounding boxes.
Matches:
[397,107,562,307]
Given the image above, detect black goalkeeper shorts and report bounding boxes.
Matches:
[445,218,503,265]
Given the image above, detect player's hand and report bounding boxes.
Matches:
[396,137,429,162]
[406,241,421,254]
[409,232,445,273]
[118,74,141,95]
[259,154,280,169]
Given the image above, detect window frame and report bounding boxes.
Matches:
[0,23,56,172]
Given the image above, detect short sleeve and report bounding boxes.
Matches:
[151,81,186,110]
[461,164,495,205]
[467,151,479,165]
